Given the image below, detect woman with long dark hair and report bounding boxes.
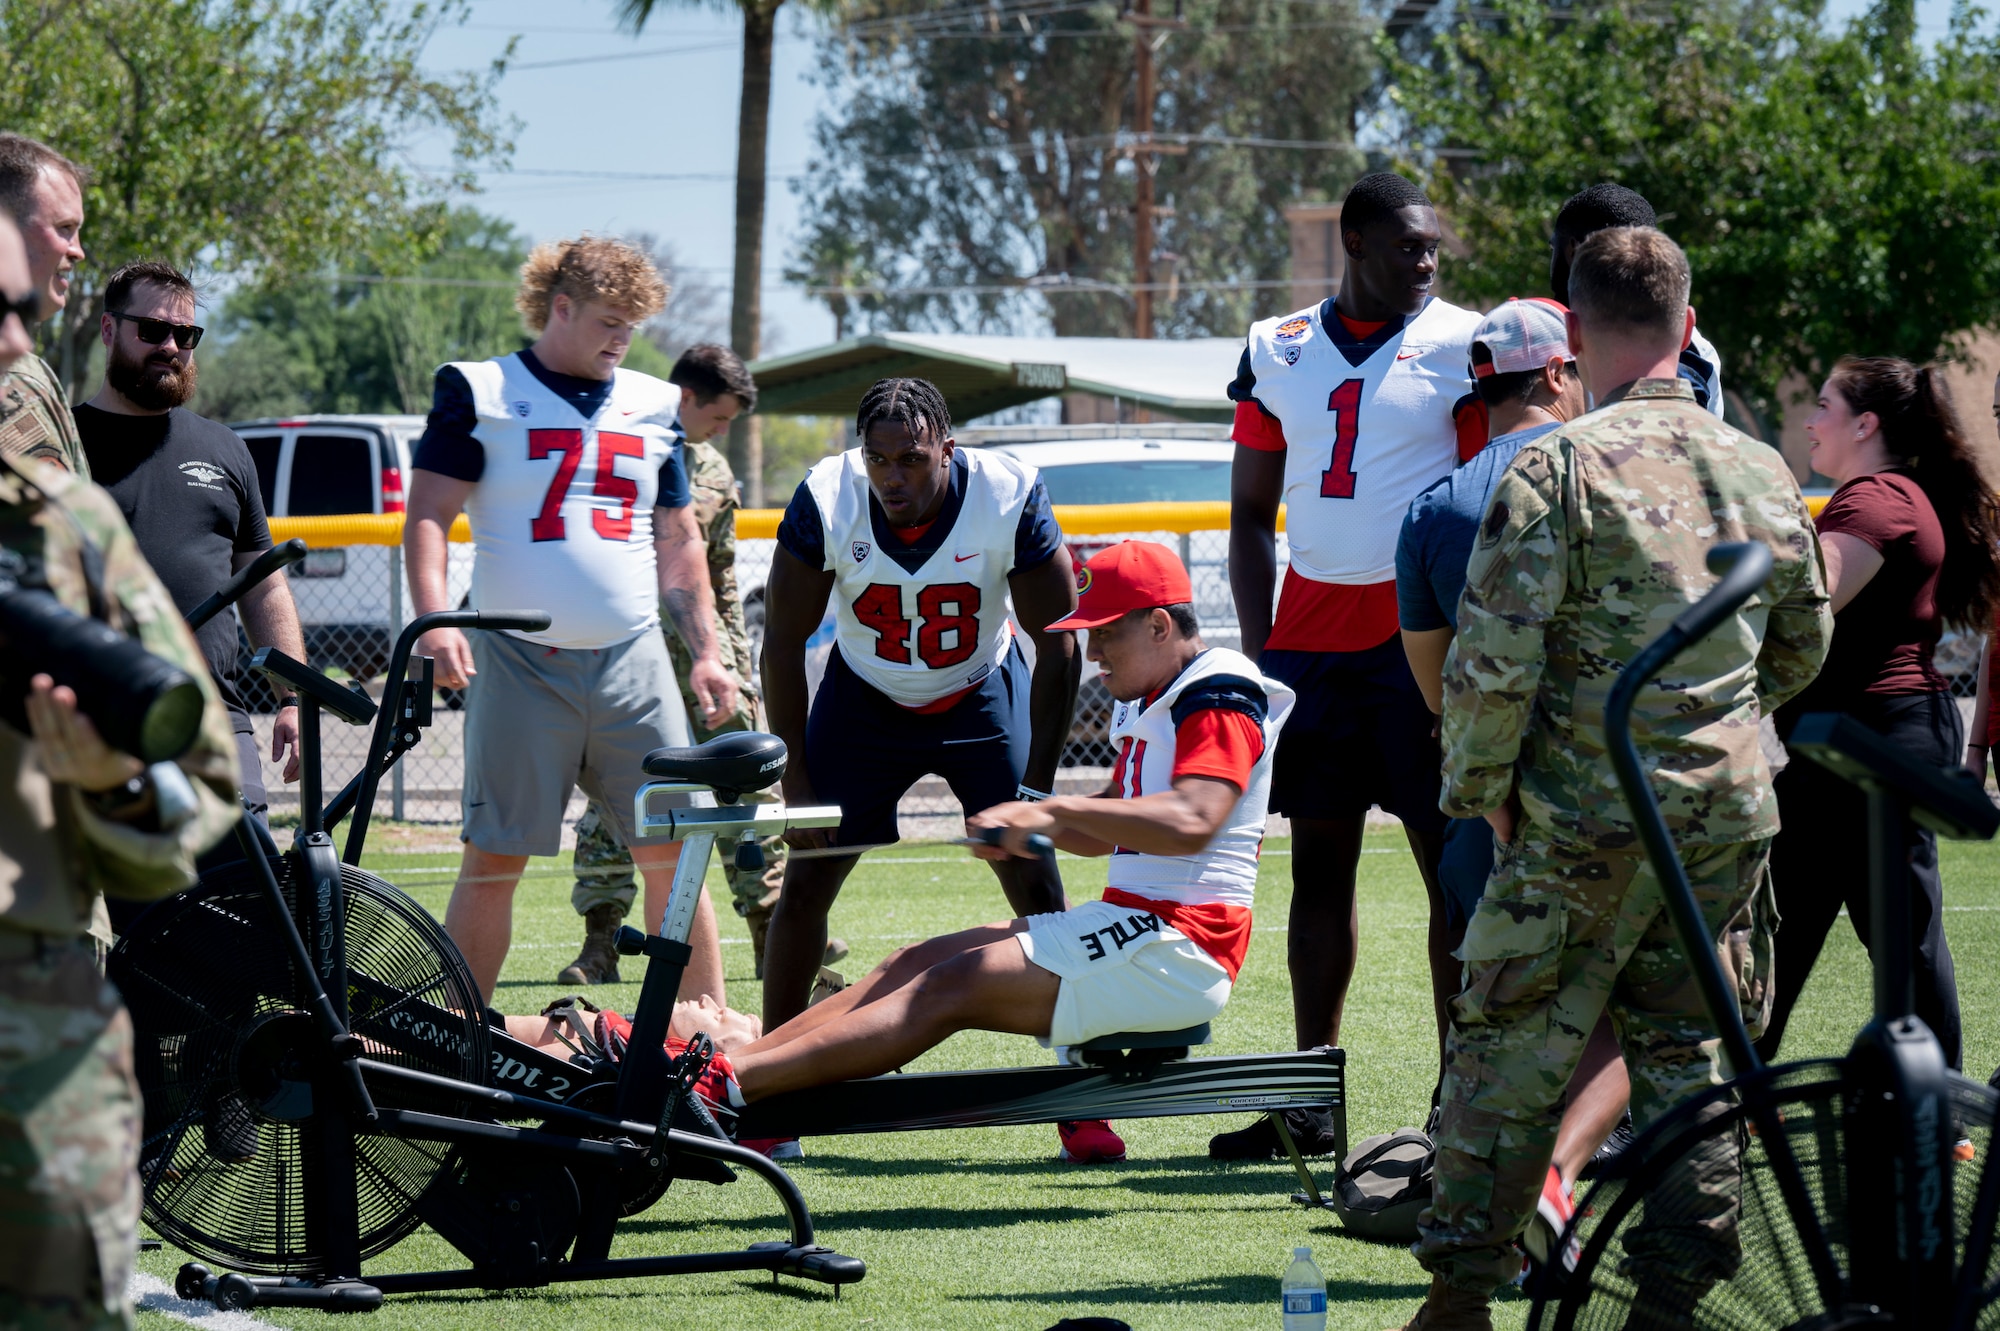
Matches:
[1755,357,2000,1099]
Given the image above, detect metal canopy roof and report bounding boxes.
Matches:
[748,332,1242,422]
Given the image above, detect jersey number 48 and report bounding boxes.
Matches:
[852,582,981,668]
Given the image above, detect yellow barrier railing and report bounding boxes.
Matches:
[274,495,1823,546]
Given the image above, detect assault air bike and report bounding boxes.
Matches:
[114,588,867,1312]
[1529,541,2000,1330]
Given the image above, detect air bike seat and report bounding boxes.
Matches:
[642,732,788,803]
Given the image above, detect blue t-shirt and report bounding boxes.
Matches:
[1395,421,1563,633]
[412,348,691,508]
[776,449,1062,574]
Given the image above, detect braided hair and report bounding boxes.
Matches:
[856,377,953,445]
[1827,356,2000,630]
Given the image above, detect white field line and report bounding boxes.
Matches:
[130,1273,281,1331]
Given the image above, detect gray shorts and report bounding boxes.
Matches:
[462,629,692,856]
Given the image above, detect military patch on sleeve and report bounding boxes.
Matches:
[1479,500,1510,548]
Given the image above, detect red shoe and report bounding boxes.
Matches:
[741,1137,803,1161]
[1524,1164,1579,1272]
[1058,1119,1126,1164]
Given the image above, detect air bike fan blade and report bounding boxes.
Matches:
[110,859,490,1275]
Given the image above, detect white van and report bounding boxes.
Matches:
[230,415,469,686]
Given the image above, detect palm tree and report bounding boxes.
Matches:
[620,0,819,506]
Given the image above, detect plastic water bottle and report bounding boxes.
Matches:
[1281,1245,1327,1330]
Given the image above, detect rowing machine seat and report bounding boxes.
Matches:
[1078,1024,1211,1052]
[642,732,787,802]
[1069,1025,1211,1082]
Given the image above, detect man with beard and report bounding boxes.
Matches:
[74,261,304,837]
[0,133,90,478]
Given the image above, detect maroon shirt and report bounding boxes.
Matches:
[1804,470,1947,705]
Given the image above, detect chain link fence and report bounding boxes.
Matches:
[244,517,1985,834]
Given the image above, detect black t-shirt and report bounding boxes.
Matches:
[74,404,273,721]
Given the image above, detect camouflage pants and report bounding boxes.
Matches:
[0,940,141,1331]
[570,800,785,918]
[570,650,785,919]
[1416,834,1775,1295]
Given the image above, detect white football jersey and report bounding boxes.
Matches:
[453,354,682,650]
[1236,297,1480,584]
[1683,327,1726,418]
[790,447,1059,707]
[1105,647,1295,907]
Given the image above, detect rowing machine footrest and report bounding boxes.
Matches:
[747,1240,868,1286]
[1070,1024,1212,1082]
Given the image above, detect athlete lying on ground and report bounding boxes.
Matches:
[698,540,1292,1108]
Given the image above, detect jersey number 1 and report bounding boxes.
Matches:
[530,429,643,542]
[852,582,981,668]
[1319,379,1362,499]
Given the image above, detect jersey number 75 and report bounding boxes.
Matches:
[852,582,982,668]
[529,429,644,542]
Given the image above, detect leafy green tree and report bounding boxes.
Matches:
[0,0,512,396]
[791,0,1372,339]
[1386,0,2000,422]
[196,209,528,420]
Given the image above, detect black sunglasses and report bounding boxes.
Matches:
[107,310,203,349]
[0,288,38,328]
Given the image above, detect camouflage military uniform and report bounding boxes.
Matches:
[570,439,783,921]
[1417,378,1831,1297]
[0,356,89,480]
[0,456,238,1329]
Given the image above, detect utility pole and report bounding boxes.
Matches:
[1125,0,1185,341]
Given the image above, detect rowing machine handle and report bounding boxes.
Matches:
[184,539,308,631]
[977,825,1058,871]
[1604,540,1774,1079]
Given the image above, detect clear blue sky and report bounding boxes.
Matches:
[416,0,836,356]
[415,0,1960,360]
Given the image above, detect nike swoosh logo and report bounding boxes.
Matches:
[954,552,980,562]
[1396,351,1419,360]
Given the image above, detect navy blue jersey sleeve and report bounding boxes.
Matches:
[1012,475,1062,571]
[775,479,826,569]
[1677,344,1718,411]
[655,423,691,510]
[412,366,484,482]
[1169,675,1270,728]
[1395,485,1455,633]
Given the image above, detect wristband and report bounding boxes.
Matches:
[277,696,298,710]
[1015,784,1052,804]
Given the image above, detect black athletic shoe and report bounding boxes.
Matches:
[1581,1114,1636,1179]
[1207,1108,1340,1160]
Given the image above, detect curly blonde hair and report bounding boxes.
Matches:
[515,235,668,334]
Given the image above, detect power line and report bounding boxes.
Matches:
[507,40,741,71]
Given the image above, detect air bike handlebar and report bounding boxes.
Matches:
[1604,540,1772,1079]
[185,539,308,632]
[338,608,553,862]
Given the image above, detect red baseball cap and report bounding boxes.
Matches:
[1048,540,1193,630]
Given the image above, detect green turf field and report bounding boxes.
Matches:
[134,829,2000,1331]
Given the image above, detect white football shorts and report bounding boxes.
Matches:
[1017,897,1232,1048]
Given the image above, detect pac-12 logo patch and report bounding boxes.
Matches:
[1274,316,1312,342]
[1282,346,1302,366]
[1075,565,1092,593]
[851,541,871,563]
[512,400,532,418]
